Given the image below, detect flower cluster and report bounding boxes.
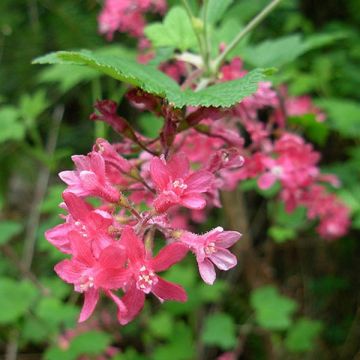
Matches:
[47,131,242,323]
[98,0,167,41]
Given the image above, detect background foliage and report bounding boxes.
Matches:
[0,0,359,359]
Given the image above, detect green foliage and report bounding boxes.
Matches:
[316,99,360,138]
[33,50,268,108]
[0,220,23,245]
[0,278,38,324]
[145,7,197,51]
[251,286,297,330]
[268,226,296,244]
[202,312,237,350]
[19,90,49,127]
[206,0,234,25]
[44,331,112,360]
[285,318,323,352]
[0,106,25,143]
[243,32,346,68]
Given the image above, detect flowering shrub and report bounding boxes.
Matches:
[2,0,354,358]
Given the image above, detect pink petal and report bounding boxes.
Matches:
[95,268,130,290]
[90,152,106,181]
[54,259,86,284]
[79,171,99,192]
[258,173,276,190]
[151,242,188,272]
[120,226,145,264]
[216,231,242,248]
[63,192,91,221]
[167,152,189,179]
[59,171,79,187]
[45,224,72,253]
[152,277,187,302]
[150,156,170,191]
[98,245,126,268]
[209,248,237,271]
[79,288,99,322]
[120,282,145,325]
[180,193,206,210]
[186,171,213,192]
[153,192,177,213]
[198,258,216,285]
[69,231,95,266]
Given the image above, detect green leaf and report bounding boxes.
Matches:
[202,313,237,350]
[315,99,360,138]
[137,113,163,138]
[0,220,23,245]
[270,202,307,230]
[33,50,267,108]
[145,6,197,51]
[285,318,323,352]
[152,322,195,360]
[251,286,297,330]
[19,90,49,126]
[206,0,234,25]
[268,226,296,243]
[0,279,38,324]
[243,32,346,68]
[288,114,329,146]
[148,312,174,339]
[0,106,25,143]
[69,331,112,358]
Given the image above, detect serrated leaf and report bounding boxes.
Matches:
[285,318,323,352]
[0,220,23,245]
[251,286,297,330]
[202,313,237,350]
[145,6,197,51]
[33,50,267,108]
[0,279,38,324]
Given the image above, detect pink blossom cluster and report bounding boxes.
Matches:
[98,0,166,40]
[46,109,242,323]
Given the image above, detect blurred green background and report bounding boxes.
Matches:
[0,0,360,359]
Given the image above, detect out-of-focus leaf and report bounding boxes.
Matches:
[137,113,163,138]
[40,184,66,215]
[316,99,360,138]
[202,312,237,350]
[148,311,174,339]
[251,286,297,330]
[269,226,296,243]
[19,90,49,126]
[145,7,197,51]
[0,106,25,143]
[288,114,329,146]
[0,279,38,324]
[206,0,234,25]
[285,318,323,352]
[0,220,23,245]
[152,322,195,360]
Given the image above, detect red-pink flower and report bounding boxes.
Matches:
[45,192,113,255]
[150,153,214,213]
[54,231,128,322]
[59,152,120,203]
[180,227,241,285]
[117,227,188,324]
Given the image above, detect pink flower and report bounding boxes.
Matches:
[59,152,120,203]
[117,227,188,324]
[180,227,241,284]
[150,153,214,213]
[54,231,128,322]
[45,192,113,255]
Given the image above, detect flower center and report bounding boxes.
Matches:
[74,221,88,238]
[136,266,158,294]
[271,165,283,177]
[172,178,187,190]
[78,276,94,292]
[204,242,216,256]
